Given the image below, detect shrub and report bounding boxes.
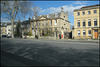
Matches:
[27,33,32,36]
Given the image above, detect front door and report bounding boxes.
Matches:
[94,30,98,39]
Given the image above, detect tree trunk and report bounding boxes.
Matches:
[11,19,14,38]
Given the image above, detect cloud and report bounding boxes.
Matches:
[39,4,86,16]
[73,1,87,5]
[1,18,10,23]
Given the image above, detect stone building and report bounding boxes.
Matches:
[30,7,70,39]
[20,19,31,36]
[1,23,7,36]
[74,4,100,39]
[1,21,18,37]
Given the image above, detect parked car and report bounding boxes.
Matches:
[7,34,11,38]
[2,35,7,38]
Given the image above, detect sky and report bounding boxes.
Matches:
[1,1,99,26]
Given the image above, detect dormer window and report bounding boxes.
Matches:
[40,15,42,17]
[47,14,50,18]
[55,20,57,25]
[33,16,35,20]
[5,24,7,26]
[55,13,58,17]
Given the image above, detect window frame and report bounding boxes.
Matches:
[55,20,57,25]
[82,20,85,27]
[50,20,52,26]
[87,11,91,15]
[88,30,91,36]
[93,10,97,14]
[77,30,80,36]
[88,19,91,26]
[77,20,80,27]
[94,19,97,26]
[77,12,80,16]
[42,21,44,26]
[83,30,86,36]
[82,11,85,15]
[46,21,48,26]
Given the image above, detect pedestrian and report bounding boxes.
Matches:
[24,35,27,39]
[59,34,61,39]
[37,35,38,39]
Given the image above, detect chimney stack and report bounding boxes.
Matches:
[61,7,63,12]
[34,12,37,17]
[29,17,31,21]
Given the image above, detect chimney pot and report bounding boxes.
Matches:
[61,7,63,12]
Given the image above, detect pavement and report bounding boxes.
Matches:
[1,38,99,66]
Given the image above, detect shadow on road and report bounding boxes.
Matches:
[1,47,99,66]
[1,39,99,66]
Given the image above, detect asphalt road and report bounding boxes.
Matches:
[1,38,99,66]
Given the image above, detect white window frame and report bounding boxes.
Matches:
[87,11,91,14]
[77,12,80,16]
[83,20,85,27]
[55,13,58,17]
[83,30,86,36]
[88,19,91,26]
[55,20,57,25]
[93,10,97,14]
[88,30,91,36]
[77,20,80,27]
[77,30,80,36]
[47,14,50,18]
[33,16,35,20]
[82,11,85,15]
[50,20,52,26]
[94,19,97,26]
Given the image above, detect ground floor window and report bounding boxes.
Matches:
[42,30,44,36]
[83,30,86,36]
[77,30,80,36]
[88,30,91,36]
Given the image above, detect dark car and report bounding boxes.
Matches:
[7,36,11,38]
[7,34,11,38]
[2,35,7,38]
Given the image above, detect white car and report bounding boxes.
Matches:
[7,33,11,38]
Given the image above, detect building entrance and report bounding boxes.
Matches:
[94,30,98,39]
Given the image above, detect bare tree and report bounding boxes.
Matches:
[1,0,33,38]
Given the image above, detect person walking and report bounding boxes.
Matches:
[37,35,38,39]
[59,34,61,39]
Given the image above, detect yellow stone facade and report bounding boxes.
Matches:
[30,7,70,39]
[74,5,100,39]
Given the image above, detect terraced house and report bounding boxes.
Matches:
[1,21,18,38]
[74,4,100,39]
[1,23,7,37]
[30,7,70,39]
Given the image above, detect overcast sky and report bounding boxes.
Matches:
[1,1,99,26]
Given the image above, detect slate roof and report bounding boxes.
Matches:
[32,12,61,21]
[74,4,100,11]
[1,21,19,27]
[1,23,7,27]
[7,21,19,26]
[20,20,30,25]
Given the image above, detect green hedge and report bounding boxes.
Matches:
[27,33,32,36]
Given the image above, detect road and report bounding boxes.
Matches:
[1,38,99,66]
